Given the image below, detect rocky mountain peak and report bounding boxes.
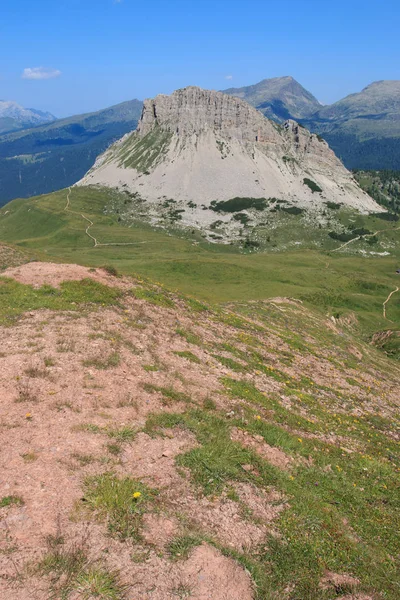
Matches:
[223,76,322,122]
[137,86,278,142]
[0,100,55,122]
[311,79,400,123]
[79,86,381,226]
[135,87,338,165]
[0,100,56,134]
[362,80,400,93]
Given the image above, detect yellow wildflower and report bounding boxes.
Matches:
[132,491,141,499]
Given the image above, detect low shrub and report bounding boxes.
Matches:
[281,206,304,215]
[210,197,267,213]
[303,178,322,193]
[375,212,399,222]
[325,201,342,210]
[328,231,357,242]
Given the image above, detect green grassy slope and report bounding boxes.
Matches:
[0,186,399,348]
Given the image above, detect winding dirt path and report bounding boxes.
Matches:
[332,225,400,253]
[64,187,99,246]
[64,187,146,248]
[383,286,399,320]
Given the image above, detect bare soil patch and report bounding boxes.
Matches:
[179,543,254,600]
[142,513,179,549]
[230,427,293,469]
[2,262,131,290]
[234,482,286,523]
[320,571,360,591]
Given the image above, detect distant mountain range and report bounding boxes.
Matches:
[0,99,142,205]
[1,77,400,206]
[223,76,322,122]
[223,77,400,171]
[302,80,400,170]
[0,100,55,134]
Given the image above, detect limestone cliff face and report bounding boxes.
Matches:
[136,87,342,166]
[79,87,381,216]
[137,87,280,142]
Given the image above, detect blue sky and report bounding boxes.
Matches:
[1,0,399,117]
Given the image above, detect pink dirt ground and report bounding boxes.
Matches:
[2,262,132,290]
[0,263,397,599]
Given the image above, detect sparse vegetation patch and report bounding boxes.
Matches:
[81,473,156,540]
[117,126,173,173]
[281,205,304,215]
[38,535,126,600]
[0,277,121,325]
[173,350,201,364]
[132,287,175,308]
[303,178,322,193]
[83,351,121,370]
[326,201,342,210]
[210,197,268,213]
[0,495,24,508]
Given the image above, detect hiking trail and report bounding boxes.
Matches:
[64,187,146,248]
[383,286,399,320]
[332,225,400,253]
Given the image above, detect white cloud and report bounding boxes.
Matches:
[225,75,233,80]
[22,67,61,80]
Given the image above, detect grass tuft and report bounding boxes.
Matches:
[38,535,126,600]
[175,328,202,346]
[76,567,127,599]
[81,473,156,540]
[0,495,24,508]
[102,265,119,277]
[106,426,136,442]
[83,352,121,370]
[132,287,175,308]
[143,383,191,404]
[167,534,204,560]
[173,350,201,364]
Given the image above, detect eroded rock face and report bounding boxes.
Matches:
[79,86,381,216]
[137,87,343,168]
[138,86,280,142]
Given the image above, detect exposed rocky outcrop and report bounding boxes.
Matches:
[137,86,279,140]
[78,86,381,229]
